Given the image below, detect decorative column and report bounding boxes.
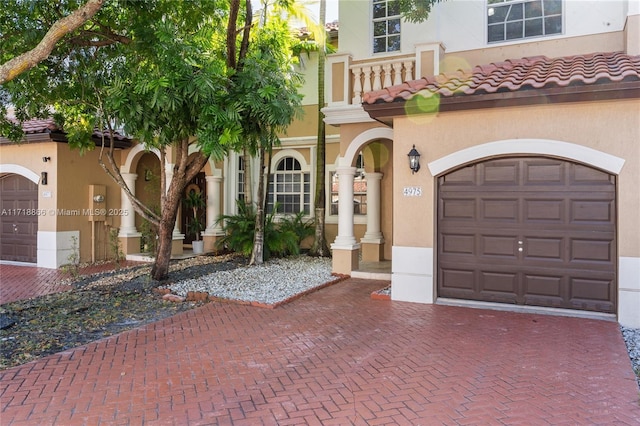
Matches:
[361,172,384,261]
[203,175,224,253]
[331,166,360,275]
[118,173,141,255]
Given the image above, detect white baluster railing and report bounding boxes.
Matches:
[350,57,415,104]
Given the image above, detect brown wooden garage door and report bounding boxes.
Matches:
[437,157,616,313]
[1,174,38,263]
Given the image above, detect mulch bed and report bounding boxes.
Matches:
[0,254,247,370]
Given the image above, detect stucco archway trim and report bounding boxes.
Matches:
[341,127,394,167]
[0,164,40,183]
[427,139,625,176]
[121,144,161,174]
[271,149,310,169]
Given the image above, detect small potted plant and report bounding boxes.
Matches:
[184,189,206,254]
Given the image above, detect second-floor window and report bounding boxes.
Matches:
[373,0,401,53]
[487,0,562,43]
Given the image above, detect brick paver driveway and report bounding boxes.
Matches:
[1,278,639,425]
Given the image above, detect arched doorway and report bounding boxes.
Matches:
[0,174,38,263]
[437,156,616,313]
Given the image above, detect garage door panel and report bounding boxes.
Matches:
[524,237,563,261]
[570,200,614,223]
[524,199,564,221]
[481,235,517,258]
[524,274,563,298]
[571,164,615,185]
[523,161,564,185]
[570,239,614,264]
[442,166,476,185]
[441,198,475,220]
[438,157,616,314]
[440,268,475,291]
[441,233,475,255]
[570,276,615,301]
[481,161,519,185]
[479,271,518,294]
[481,198,519,221]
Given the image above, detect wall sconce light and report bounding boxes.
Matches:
[41,172,48,185]
[408,145,421,174]
[42,156,51,162]
[93,194,105,203]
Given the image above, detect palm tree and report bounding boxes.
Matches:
[309,0,330,257]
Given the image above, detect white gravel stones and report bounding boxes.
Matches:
[621,326,640,386]
[165,256,334,305]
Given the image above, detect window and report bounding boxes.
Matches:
[237,156,245,201]
[487,0,562,43]
[330,153,368,216]
[267,157,311,215]
[373,0,401,53]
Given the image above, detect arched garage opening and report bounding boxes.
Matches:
[437,156,616,313]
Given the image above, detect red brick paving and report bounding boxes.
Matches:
[1,276,639,425]
[0,262,144,304]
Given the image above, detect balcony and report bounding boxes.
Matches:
[324,42,444,125]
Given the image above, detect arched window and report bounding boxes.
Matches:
[267,157,311,214]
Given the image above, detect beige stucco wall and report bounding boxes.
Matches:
[391,98,640,258]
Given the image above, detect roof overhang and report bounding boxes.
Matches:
[363,80,640,126]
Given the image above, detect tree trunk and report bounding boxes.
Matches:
[309,0,330,257]
[250,146,266,265]
[149,140,209,280]
[151,206,178,280]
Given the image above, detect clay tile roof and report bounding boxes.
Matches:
[20,117,58,134]
[5,117,132,146]
[363,51,640,105]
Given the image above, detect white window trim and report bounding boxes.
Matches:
[268,149,314,217]
[371,0,402,56]
[486,0,565,45]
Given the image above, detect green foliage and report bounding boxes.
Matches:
[216,200,301,260]
[278,211,314,246]
[184,190,206,241]
[61,235,80,278]
[398,0,444,23]
[108,227,125,264]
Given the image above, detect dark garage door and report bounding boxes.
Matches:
[1,174,38,263]
[437,157,616,314]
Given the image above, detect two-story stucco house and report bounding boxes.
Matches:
[324,0,639,327]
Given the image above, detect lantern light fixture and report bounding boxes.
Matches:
[408,145,421,174]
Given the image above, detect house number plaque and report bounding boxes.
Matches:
[403,186,422,197]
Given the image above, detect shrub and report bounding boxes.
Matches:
[216,200,303,260]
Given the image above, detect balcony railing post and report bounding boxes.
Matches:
[352,66,363,104]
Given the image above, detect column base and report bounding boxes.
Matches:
[361,240,384,262]
[331,244,360,275]
[119,234,142,256]
[203,232,225,254]
[172,233,185,256]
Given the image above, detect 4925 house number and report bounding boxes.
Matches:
[403,186,422,197]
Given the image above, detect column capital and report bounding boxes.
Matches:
[335,165,357,176]
[364,172,383,181]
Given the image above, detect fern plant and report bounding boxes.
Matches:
[278,211,314,246]
[216,200,301,260]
